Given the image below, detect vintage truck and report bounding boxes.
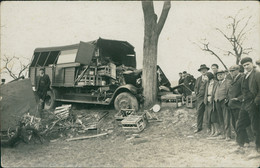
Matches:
[29,38,171,111]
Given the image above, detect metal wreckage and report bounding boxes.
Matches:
[1,38,185,146]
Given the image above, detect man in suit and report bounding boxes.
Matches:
[226,65,244,133]
[214,70,231,140]
[236,57,260,154]
[194,64,209,133]
[35,67,51,110]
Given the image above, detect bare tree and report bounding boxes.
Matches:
[194,41,229,70]
[1,55,30,80]
[199,9,254,66]
[142,1,171,108]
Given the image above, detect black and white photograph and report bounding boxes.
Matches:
[1,1,260,167]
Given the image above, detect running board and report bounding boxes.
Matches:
[55,99,111,105]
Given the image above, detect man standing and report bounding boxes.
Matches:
[227,65,244,134]
[194,64,209,133]
[211,64,219,80]
[35,67,51,110]
[236,57,260,154]
[214,70,231,140]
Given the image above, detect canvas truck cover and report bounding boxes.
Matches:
[31,41,95,67]
[0,79,38,131]
[30,38,136,68]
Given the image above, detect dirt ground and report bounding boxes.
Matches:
[1,103,260,167]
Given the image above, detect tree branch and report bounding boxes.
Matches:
[237,16,252,40]
[156,1,171,35]
[1,55,30,80]
[196,41,228,70]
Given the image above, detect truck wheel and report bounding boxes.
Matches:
[44,90,57,110]
[114,92,139,111]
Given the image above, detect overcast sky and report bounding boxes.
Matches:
[1,1,259,84]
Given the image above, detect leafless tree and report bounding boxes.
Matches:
[198,9,254,67]
[1,55,30,80]
[142,1,171,108]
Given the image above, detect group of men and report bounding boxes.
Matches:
[193,57,260,155]
[178,71,196,97]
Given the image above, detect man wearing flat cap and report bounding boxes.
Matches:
[35,67,51,110]
[194,64,209,133]
[235,57,260,155]
[213,70,231,140]
[226,65,244,135]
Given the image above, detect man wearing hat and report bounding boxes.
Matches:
[194,64,209,133]
[213,70,231,140]
[226,65,244,134]
[35,67,51,110]
[236,57,260,154]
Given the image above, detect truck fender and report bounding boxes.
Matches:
[110,84,139,103]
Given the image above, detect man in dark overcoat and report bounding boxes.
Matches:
[194,64,209,133]
[35,67,50,109]
[226,65,244,133]
[236,57,260,155]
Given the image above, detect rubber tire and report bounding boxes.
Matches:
[44,90,57,110]
[114,92,139,112]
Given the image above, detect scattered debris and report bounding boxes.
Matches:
[66,132,109,141]
[131,138,149,145]
[121,114,146,133]
[54,104,71,120]
[151,104,161,113]
[2,113,43,147]
[115,109,135,121]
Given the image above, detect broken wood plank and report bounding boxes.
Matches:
[98,111,109,122]
[66,132,108,142]
[55,105,72,110]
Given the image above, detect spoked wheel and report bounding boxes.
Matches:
[114,92,139,111]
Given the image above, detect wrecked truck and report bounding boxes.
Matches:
[29,38,171,111]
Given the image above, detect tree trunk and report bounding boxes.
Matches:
[143,33,159,108]
[142,1,171,108]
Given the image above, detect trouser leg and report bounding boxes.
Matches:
[206,103,213,130]
[223,105,231,138]
[216,100,224,134]
[247,101,260,150]
[197,101,205,130]
[236,104,250,147]
[230,108,239,133]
